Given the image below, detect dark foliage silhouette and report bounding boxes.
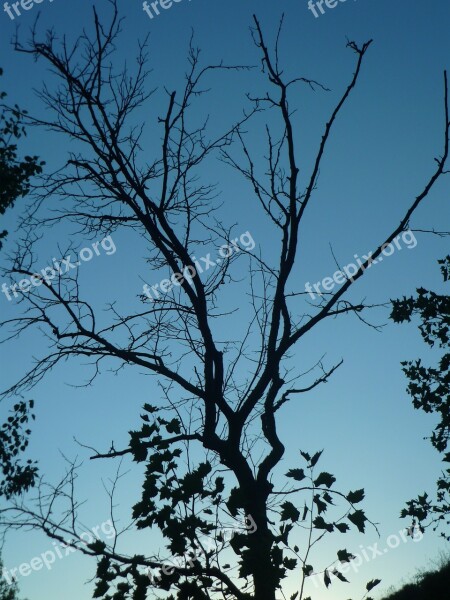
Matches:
[380,555,450,600]
[0,68,44,249]
[391,256,450,540]
[0,553,26,600]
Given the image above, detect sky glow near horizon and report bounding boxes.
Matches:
[1,1,450,599]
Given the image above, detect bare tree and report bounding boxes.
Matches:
[1,3,449,599]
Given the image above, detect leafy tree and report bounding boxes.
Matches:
[0,553,25,600]
[0,67,44,249]
[1,3,449,600]
[391,256,450,540]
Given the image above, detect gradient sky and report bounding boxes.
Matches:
[1,1,450,599]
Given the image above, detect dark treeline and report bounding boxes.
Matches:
[380,556,450,600]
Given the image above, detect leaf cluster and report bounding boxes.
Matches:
[392,257,450,538]
[0,67,44,248]
[0,399,38,499]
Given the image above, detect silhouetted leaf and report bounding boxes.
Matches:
[314,472,336,487]
[346,488,365,504]
[323,491,335,505]
[313,516,334,532]
[281,501,300,522]
[332,568,349,582]
[313,494,328,515]
[286,468,306,481]
[283,557,297,570]
[348,510,367,533]
[302,503,309,521]
[311,450,323,467]
[337,549,355,563]
[366,579,381,592]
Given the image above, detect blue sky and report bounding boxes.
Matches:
[1,0,450,599]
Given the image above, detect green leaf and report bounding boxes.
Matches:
[335,522,350,533]
[324,569,331,588]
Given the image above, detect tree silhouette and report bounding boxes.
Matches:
[0,553,24,600]
[0,68,44,249]
[1,3,449,599]
[380,554,450,600]
[0,399,37,500]
[391,256,450,540]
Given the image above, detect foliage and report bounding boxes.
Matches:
[0,67,44,248]
[379,555,450,600]
[391,256,450,539]
[0,554,24,600]
[0,399,38,499]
